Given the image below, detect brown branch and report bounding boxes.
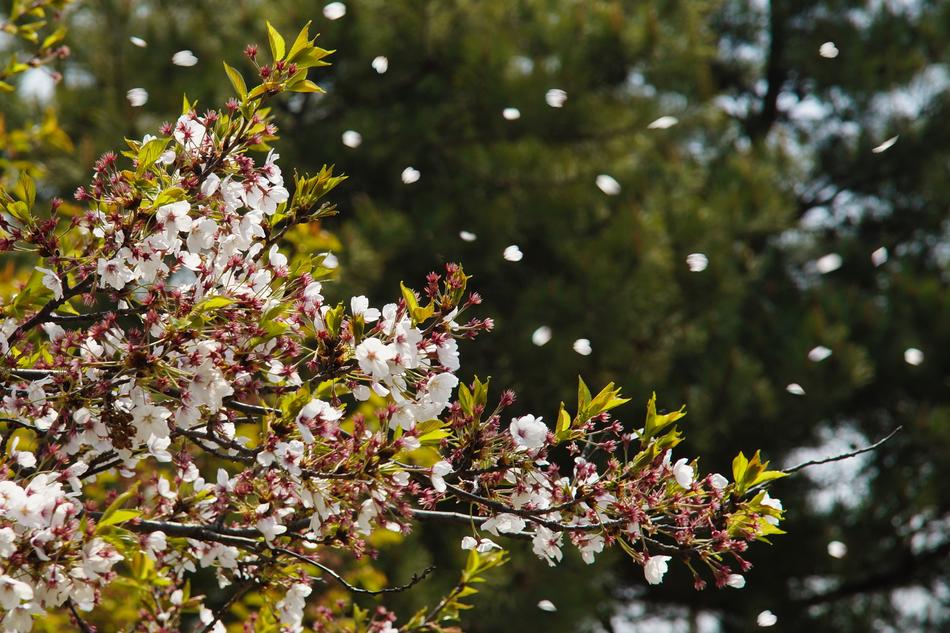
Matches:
[270,545,435,595]
[67,598,96,633]
[5,275,93,349]
[87,513,267,548]
[197,579,258,633]
[443,482,623,533]
[783,426,903,475]
[746,2,788,141]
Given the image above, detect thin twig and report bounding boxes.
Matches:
[5,275,94,349]
[271,545,435,595]
[783,426,903,474]
[443,481,623,533]
[411,508,486,525]
[197,580,258,633]
[67,598,96,633]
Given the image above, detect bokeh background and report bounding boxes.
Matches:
[4,1,948,631]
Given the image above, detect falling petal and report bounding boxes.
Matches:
[827,541,847,558]
[573,338,592,356]
[686,253,708,272]
[531,326,552,347]
[172,50,198,67]
[537,600,557,612]
[323,2,346,20]
[342,130,362,148]
[647,115,679,129]
[130,36,147,48]
[459,230,477,242]
[904,348,924,366]
[503,245,523,262]
[756,611,778,627]
[126,88,148,107]
[372,55,389,74]
[545,88,567,108]
[871,246,888,267]
[401,167,421,184]
[808,346,832,362]
[786,383,805,396]
[502,107,521,120]
[596,174,621,195]
[815,253,843,274]
[321,252,339,269]
[872,136,898,154]
[819,42,839,58]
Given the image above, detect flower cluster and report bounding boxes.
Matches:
[0,22,787,633]
[0,468,121,630]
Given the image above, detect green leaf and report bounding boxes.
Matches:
[732,451,749,491]
[419,427,451,445]
[577,376,592,413]
[266,21,286,61]
[458,382,474,416]
[153,187,186,208]
[472,376,490,410]
[400,282,434,324]
[137,137,170,173]
[287,21,313,61]
[410,302,435,324]
[641,392,686,443]
[97,482,140,531]
[323,303,345,335]
[6,200,31,224]
[294,46,333,68]
[40,25,66,50]
[751,469,788,487]
[735,450,786,494]
[400,281,420,313]
[288,79,324,93]
[16,171,35,209]
[97,509,141,528]
[587,382,631,417]
[193,296,235,314]
[223,61,247,100]
[247,83,269,101]
[554,402,573,441]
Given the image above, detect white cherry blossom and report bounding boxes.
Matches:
[643,555,672,584]
[510,415,547,450]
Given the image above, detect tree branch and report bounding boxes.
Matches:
[782,426,903,475]
[443,482,623,532]
[5,275,94,350]
[197,579,258,633]
[270,545,435,595]
[67,598,95,633]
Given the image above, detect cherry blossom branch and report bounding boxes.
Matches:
[443,482,623,532]
[67,598,95,633]
[89,513,262,549]
[6,275,93,348]
[6,368,66,379]
[269,545,435,595]
[44,308,140,324]
[196,579,259,633]
[782,426,903,474]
